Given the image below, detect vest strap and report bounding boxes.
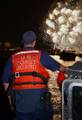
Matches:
[13,81,46,85]
[13,71,48,84]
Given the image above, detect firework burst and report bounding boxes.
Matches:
[43,0,82,52]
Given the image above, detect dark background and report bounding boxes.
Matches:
[0,0,56,45]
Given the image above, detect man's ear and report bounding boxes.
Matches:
[32,41,36,47]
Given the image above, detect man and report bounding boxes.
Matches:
[2,31,62,120]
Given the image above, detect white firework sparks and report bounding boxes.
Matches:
[44,1,82,52]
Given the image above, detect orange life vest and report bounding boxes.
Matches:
[12,50,49,90]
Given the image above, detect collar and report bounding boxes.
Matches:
[23,47,34,51]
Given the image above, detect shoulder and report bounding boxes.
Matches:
[40,50,58,62]
[40,50,50,58]
[40,51,60,71]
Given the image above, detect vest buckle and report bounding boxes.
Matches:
[15,72,20,78]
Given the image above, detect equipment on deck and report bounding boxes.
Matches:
[62,79,82,120]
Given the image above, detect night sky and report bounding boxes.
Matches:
[0,0,55,45]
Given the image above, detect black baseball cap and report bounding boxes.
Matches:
[21,31,36,44]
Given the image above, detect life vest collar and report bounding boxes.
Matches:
[14,50,39,55]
